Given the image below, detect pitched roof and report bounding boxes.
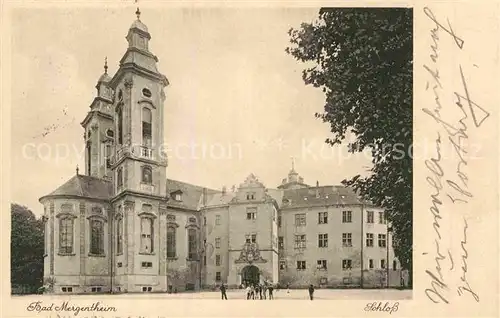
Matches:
[281,185,364,209]
[166,179,218,211]
[40,174,113,202]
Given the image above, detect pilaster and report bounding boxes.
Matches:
[79,202,86,284]
[49,202,55,275]
[158,203,167,281]
[124,200,135,276]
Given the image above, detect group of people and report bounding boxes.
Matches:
[219,282,315,300]
[244,283,274,300]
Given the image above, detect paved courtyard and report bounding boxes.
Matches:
[157,289,412,300]
[29,289,411,300]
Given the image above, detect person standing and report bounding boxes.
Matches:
[258,284,263,299]
[220,283,228,300]
[262,284,267,300]
[308,284,315,300]
[286,283,290,294]
[268,285,274,299]
[246,285,252,299]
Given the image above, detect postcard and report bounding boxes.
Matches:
[1,0,498,317]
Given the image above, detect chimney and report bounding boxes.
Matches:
[316,181,319,187]
[316,181,320,198]
[222,186,227,194]
[231,185,236,192]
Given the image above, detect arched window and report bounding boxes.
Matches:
[117,167,123,190]
[187,228,197,260]
[87,141,92,175]
[116,216,123,255]
[140,217,154,253]
[59,216,74,254]
[141,166,152,184]
[142,107,152,148]
[117,105,123,145]
[167,226,176,258]
[90,219,105,255]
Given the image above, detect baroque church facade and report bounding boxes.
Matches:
[39,11,405,294]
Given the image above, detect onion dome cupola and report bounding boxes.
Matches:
[118,7,166,80]
[95,57,113,100]
[277,157,309,190]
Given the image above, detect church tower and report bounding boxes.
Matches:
[108,8,169,293]
[81,58,115,180]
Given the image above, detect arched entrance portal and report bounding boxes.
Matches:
[241,265,260,286]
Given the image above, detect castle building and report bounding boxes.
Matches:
[39,10,405,294]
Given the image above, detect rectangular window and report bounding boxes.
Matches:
[342,233,352,247]
[342,259,352,270]
[204,216,207,226]
[215,272,221,281]
[142,286,152,292]
[318,233,328,248]
[246,207,257,220]
[61,287,73,292]
[381,259,386,269]
[167,226,176,258]
[317,259,327,270]
[251,234,257,243]
[296,260,306,270]
[204,255,207,266]
[246,193,255,200]
[140,217,153,253]
[188,229,197,260]
[318,212,328,224]
[117,262,122,268]
[215,237,221,249]
[294,234,306,249]
[367,211,374,223]
[369,259,374,269]
[294,213,306,226]
[59,217,74,254]
[378,234,387,248]
[91,287,102,292]
[215,215,221,225]
[278,236,284,249]
[278,215,282,227]
[366,233,374,247]
[141,262,153,268]
[342,210,352,223]
[279,260,286,270]
[379,211,386,224]
[216,255,221,266]
[393,260,397,270]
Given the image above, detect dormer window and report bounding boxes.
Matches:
[246,193,255,200]
[171,191,182,201]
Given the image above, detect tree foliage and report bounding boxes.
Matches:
[287,8,412,285]
[11,203,44,291]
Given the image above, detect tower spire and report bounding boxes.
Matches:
[291,156,295,172]
[104,56,108,74]
[136,7,141,20]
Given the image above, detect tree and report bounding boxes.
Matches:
[287,8,412,287]
[11,203,44,293]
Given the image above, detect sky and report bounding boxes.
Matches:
[11,7,372,216]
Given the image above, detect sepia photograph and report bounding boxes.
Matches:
[10,6,413,302]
